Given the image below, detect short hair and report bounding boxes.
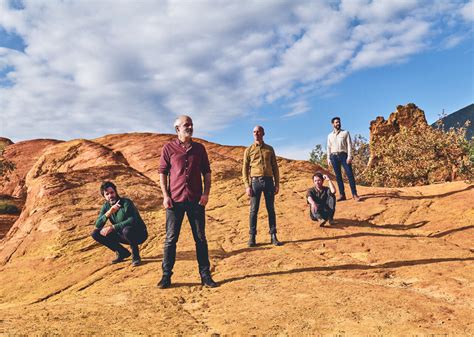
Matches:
[312,172,324,180]
[100,181,117,196]
[174,115,192,128]
[331,117,340,124]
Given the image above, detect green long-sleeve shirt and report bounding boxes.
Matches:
[242,142,280,188]
[95,198,147,232]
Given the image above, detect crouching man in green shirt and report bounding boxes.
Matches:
[91,181,148,266]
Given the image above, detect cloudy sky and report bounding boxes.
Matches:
[1,0,473,159]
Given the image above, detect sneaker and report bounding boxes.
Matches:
[319,219,327,227]
[111,249,131,264]
[328,218,335,226]
[157,276,172,289]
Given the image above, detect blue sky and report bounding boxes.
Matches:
[0,0,473,160]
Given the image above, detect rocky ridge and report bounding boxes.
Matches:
[0,133,473,335]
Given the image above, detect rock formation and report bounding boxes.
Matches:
[0,137,13,149]
[366,103,468,185]
[0,132,473,335]
[368,103,428,167]
[0,139,62,198]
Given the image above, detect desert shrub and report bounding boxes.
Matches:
[0,159,15,177]
[350,134,370,185]
[365,123,473,187]
[0,201,20,215]
[309,144,328,168]
[0,145,15,178]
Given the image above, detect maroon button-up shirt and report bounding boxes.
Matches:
[159,139,211,203]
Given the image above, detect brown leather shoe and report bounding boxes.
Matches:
[337,195,346,202]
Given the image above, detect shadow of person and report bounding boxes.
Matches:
[361,184,473,201]
[330,218,429,231]
[217,256,474,286]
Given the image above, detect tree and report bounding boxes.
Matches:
[309,144,328,168]
[351,134,370,185]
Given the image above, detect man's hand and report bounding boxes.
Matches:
[100,225,114,236]
[327,159,331,167]
[274,186,279,195]
[347,158,352,165]
[310,203,318,215]
[323,174,330,181]
[246,187,253,197]
[199,194,209,207]
[107,201,121,217]
[163,195,173,209]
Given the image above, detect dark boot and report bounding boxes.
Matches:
[337,195,346,202]
[131,245,141,266]
[271,233,282,246]
[201,274,218,288]
[248,234,256,247]
[111,247,131,264]
[157,275,172,289]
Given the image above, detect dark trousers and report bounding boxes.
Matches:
[330,152,358,197]
[249,176,277,235]
[162,201,210,277]
[91,226,147,257]
[310,194,336,221]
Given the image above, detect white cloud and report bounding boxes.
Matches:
[0,0,471,141]
[443,34,465,48]
[460,0,474,21]
[283,99,310,118]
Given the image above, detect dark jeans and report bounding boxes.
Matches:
[249,176,277,235]
[330,152,358,197]
[162,201,210,277]
[91,226,148,256]
[309,193,336,221]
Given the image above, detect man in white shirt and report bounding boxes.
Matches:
[327,117,360,202]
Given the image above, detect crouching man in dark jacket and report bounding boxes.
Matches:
[91,181,148,266]
[307,172,336,227]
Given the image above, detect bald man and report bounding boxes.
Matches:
[157,115,217,289]
[242,125,283,247]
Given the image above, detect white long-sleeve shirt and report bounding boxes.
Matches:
[327,129,353,160]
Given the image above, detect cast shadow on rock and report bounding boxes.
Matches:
[329,218,429,231]
[360,184,473,201]
[217,256,474,286]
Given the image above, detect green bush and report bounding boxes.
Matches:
[365,124,473,187]
[0,202,20,215]
[309,144,328,168]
